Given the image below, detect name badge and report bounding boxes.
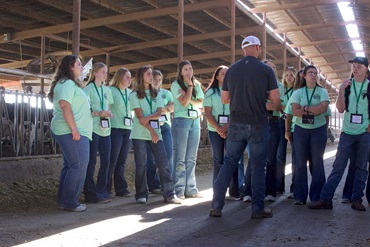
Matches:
[218,115,229,124]
[150,120,160,129]
[188,109,198,118]
[302,114,314,125]
[100,118,110,128]
[159,115,167,122]
[124,117,132,126]
[350,114,363,124]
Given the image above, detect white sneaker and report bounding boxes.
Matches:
[137,198,147,204]
[243,195,252,202]
[265,195,276,202]
[165,195,182,204]
[287,193,294,199]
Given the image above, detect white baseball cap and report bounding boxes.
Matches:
[241,36,261,49]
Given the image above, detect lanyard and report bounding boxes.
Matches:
[222,104,225,115]
[285,87,293,100]
[305,86,316,107]
[144,95,153,114]
[117,88,128,116]
[352,78,366,113]
[93,82,104,110]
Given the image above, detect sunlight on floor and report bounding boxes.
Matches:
[14,215,169,246]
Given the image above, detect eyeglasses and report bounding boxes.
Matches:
[307,71,318,76]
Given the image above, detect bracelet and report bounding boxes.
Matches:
[285,130,290,132]
[188,85,194,87]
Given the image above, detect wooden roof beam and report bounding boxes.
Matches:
[3,0,231,43]
[303,49,366,59]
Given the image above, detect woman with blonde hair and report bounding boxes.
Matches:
[83,62,113,203]
[106,67,133,197]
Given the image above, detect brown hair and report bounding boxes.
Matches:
[135,65,158,99]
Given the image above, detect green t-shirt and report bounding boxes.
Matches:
[158,88,174,127]
[290,86,329,129]
[284,96,296,132]
[273,82,285,117]
[291,86,329,129]
[84,82,114,137]
[129,90,164,141]
[51,79,93,140]
[282,86,294,107]
[109,86,132,130]
[171,80,204,118]
[343,80,370,135]
[203,87,230,132]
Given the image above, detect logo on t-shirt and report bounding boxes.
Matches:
[313,94,320,101]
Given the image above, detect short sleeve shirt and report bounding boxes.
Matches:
[158,88,174,126]
[290,86,329,129]
[171,80,204,118]
[51,79,93,140]
[109,86,132,130]
[129,90,164,140]
[203,87,230,132]
[284,96,296,132]
[84,83,114,136]
[343,80,370,135]
[273,82,284,117]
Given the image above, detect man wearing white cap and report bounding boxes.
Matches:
[210,35,281,219]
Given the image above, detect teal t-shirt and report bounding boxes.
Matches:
[129,90,164,141]
[51,79,93,140]
[343,80,370,135]
[290,86,329,129]
[109,86,132,130]
[171,80,204,118]
[158,88,174,127]
[284,96,296,132]
[84,82,114,137]
[203,87,230,132]
[273,82,284,117]
[282,86,294,108]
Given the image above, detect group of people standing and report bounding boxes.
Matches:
[49,56,204,212]
[48,34,370,216]
[209,35,370,219]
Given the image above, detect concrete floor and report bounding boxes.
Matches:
[1,140,370,247]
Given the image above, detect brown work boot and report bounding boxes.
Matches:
[251,208,273,219]
[209,208,222,217]
[308,200,333,209]
[351,201,366,211]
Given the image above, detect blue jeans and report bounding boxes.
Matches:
[321,132,370,203]
[132,139,175,200]
[52,133,89,209]
[84,132,111,201]
[293,125,327,203]
[208,130,242,197]
[342,144,357,200]
[212,123,270,213]
[276,118,287,193]
[266,118,281,196]
[172,117,200,197]
[107,128,131,195]
[146,123,174,191]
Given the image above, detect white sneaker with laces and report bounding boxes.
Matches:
[137,198,147,204]
[265,195,276,202]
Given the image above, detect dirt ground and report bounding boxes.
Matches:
[1,142,370,247]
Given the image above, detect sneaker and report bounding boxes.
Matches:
[341,198,351,204]
[251,208,273,219]
[177,195,185,200]
[150,189,162,195]
[351,201,366,211]
[308,200,333,209]
[85,197,111,204]
[98,198,111,204]
[294,200,306,205]
[58,204,87,212]
[108,193,115,198]
[116,192,132,197]
[243,195,252,202]
[265,195,276,202]
[287,193,294,199]
[137,198,147,204]
[186,193,203,198]
[209,208,222,217]
[164,195,182,204]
